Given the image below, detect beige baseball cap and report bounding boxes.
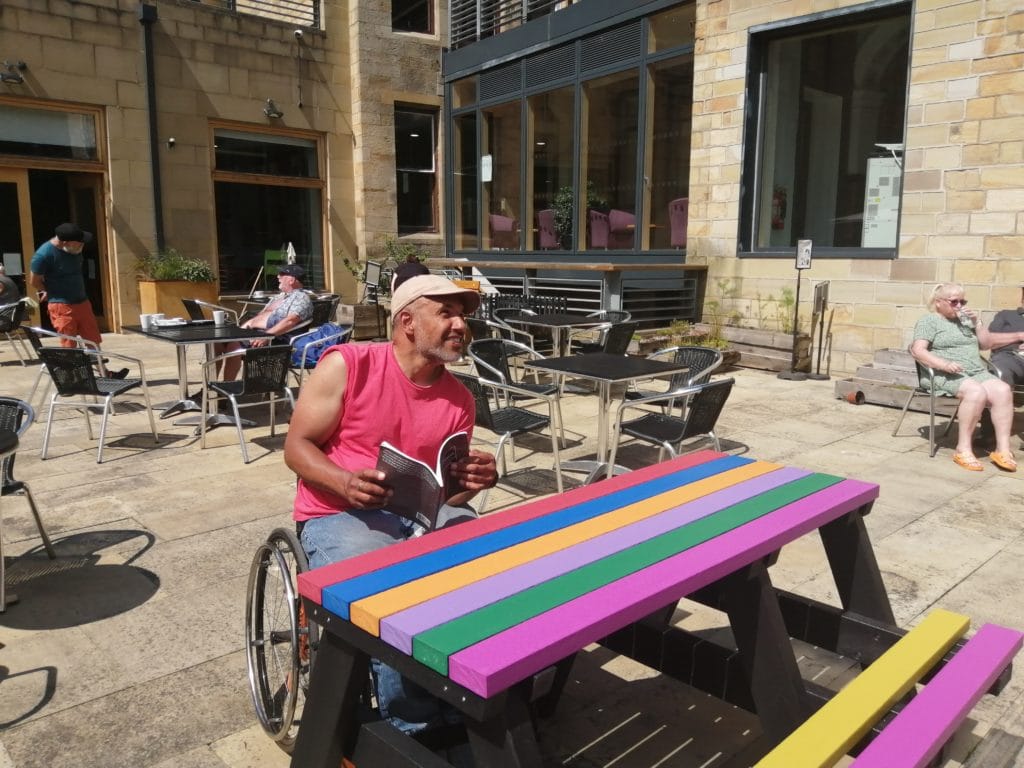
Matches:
[390,274,481,317]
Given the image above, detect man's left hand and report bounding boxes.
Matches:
[453,450,498,491]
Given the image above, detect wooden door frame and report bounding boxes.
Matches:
[67,173,111,331]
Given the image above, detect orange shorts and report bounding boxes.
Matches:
[48,301,102,347]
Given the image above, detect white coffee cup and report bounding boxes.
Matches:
[151,313,165,326]
[140,313,154,331]
[213,310,228,326]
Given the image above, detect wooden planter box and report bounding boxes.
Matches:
[695,324,811,373]
[347,303,387,340]
[138,280,218,317]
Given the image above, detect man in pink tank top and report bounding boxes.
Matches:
[284,274,497,735]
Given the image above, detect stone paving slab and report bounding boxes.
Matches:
[2,334,1023,767]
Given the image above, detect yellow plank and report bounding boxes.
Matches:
[350,461,781,634]
[755,609,969,768]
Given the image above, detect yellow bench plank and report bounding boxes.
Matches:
[755,609,969,768]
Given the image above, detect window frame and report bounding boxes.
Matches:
[392,0,434,35]
[737,0,912,260]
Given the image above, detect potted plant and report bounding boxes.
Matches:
[136,248,219,316]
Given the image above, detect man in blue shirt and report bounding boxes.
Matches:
[30,222,127,378]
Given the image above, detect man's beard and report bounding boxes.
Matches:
[416,334,464,364]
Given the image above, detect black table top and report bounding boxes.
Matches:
[525,352,688,383]
[123,323,272,344]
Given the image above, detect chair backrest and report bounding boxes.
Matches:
[238,345,293,396]
[601,321,639,355]
[181,298,206,321]
[466,317,491,344]
[680,378,734,442]
[588,309,632,324]
[468,338,514,384]
[451,371,497,432]
[588,209,609,249]
[670,345,723,387]
[0,396,34,490]
[669,197,689,248]
[37,347,102,396]
[0,299,28,332]
[309,297,337,327]
[537,209,558,249]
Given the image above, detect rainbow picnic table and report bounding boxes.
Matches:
[292,449,898,767]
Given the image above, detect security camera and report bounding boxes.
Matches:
[166,137,175,148]
[294,29,304,39]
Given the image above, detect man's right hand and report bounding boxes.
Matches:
[343,468,391,509]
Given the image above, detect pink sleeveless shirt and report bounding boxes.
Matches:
[293,342,475,521]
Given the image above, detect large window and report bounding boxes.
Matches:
[212,127,324,292]
[447,11,694,257]
[530,87,575,250]
[395,108,438,234]
[482,100,521,250]
[741,5,911,255]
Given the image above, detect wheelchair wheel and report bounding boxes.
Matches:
[245,526,319,752]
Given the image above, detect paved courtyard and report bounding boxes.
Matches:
[1,331,1023,767]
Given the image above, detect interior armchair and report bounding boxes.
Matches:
[669,197,689,249]
[608,209,635,250]
[489,214,519,250]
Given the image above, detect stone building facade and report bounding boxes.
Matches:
[687,0,1024,372]
[0,0,446,329]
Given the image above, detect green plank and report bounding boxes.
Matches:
[413,473,841,675]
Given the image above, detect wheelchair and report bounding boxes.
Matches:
[244,526,319,753]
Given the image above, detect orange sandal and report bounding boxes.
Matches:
[990,451,1018,472]
[953,452,984,471]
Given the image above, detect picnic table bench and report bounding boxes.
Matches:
[293,450,1021,767]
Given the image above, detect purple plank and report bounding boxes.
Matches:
[448,479,878,697]
[380,466,810,654]
[850,623,1023,768]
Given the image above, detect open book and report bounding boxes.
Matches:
[375,432,470,530]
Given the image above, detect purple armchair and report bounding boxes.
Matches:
[489,214,519,250]
[669,197,689,248]
[537,209,558,249]
[608,209,635,250]
[587,209,609,249]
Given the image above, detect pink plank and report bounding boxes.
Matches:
[298,450,722,603]
[448,479,879,697]
[381,466,809,654]
[851,623,1023,768]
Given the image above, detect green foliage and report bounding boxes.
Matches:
[338,237,431,297]
[752,287,796,333]
[136,248,215,282]
[552,181,608,249]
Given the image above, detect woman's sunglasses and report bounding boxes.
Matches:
[943,298,968,307]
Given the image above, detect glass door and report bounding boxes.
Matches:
[0,168,37,321]
[67,174,109,329]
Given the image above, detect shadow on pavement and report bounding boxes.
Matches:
[0,529,159,631]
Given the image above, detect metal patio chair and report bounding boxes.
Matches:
[625,345,723,412]
[19,325,103,406]
[607,378,735,476]
[891,361,962,458]
[37,347,159,463]
[0,298,31,365]
[1,397,56,612]
[452,371,562,512]
[201,345,295,463]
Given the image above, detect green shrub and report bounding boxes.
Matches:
[137,249,215,282]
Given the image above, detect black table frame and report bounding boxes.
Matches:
[502,312,603,357]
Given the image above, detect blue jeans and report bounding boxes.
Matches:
[301,504,476,734]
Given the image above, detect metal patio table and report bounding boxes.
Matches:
[501,312,603,357]
[524,352,691,480]
[124,322,273,428]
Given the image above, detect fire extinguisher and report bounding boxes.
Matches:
[771,186,787,230]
